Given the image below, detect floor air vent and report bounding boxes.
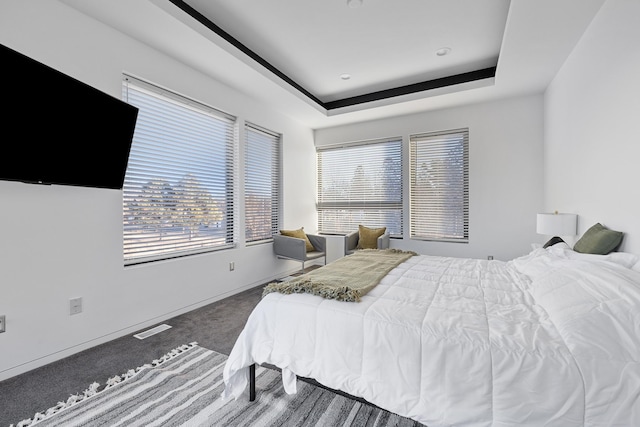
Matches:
[134,324,172,340]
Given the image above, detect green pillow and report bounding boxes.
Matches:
[280,227,314,252]
[357,225,386,250]
[573,223,623,255]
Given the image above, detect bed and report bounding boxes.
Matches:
[221,245,640,426]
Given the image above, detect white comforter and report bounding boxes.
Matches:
[222,248,640,426]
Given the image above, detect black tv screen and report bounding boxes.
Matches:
[1,43,138,189]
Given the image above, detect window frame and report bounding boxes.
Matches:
[244,122,282,245]
[409,128,469,243]
[316,137,403,237]
[121,75,237,266]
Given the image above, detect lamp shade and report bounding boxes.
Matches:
[536,213,577,236]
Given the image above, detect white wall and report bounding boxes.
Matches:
[544,0,640,254]
[9,0,630,382]
[0,0,316,380]
[315,95,545,261]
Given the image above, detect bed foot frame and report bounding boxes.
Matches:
[249,363,256,401]
[247,363,372,408]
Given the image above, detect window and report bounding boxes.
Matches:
[122,75,236,265]
[317,138,403,236]
[410,128,469,242]
[244,123,281,243]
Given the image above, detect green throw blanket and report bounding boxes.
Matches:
[263,249,417,302]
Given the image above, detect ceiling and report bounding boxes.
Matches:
[177,0,507,105]
[61,0,605,129]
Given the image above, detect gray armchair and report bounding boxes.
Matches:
[344,229,390,255]
[273,233,326,271]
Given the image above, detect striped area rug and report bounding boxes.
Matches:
[13,343,424,427]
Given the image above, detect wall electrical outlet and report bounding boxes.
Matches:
[70,297,83,315]
[487,255,494,260]
[0,315,5,333]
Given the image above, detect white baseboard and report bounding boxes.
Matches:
[0,276,276,382]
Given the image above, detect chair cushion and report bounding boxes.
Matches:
[357,225,386,250]
[280,227,315,252]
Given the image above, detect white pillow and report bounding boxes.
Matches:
[547,246,639,269]
[548,242,571,250]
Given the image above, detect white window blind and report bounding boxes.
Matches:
[317,138,403,236]
[122,75,236,265]
[244,123,281,243]
[410,128,469,242]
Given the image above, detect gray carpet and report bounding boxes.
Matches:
[0,284,264,426]
[1,268,330,426]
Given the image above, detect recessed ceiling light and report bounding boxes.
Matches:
[347,0,363,9]
[436,47,452,57]
[340,73,351,80]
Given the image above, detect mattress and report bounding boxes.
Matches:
[222,247,640,426]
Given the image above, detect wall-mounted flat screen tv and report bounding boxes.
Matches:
[1,43,139,189]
